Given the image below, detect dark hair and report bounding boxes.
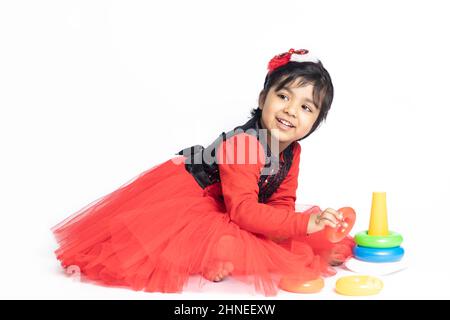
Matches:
[250,61,334,141]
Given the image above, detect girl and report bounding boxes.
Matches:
[51,48,355,296]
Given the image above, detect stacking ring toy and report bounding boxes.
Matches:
[353,245,404,263]
[325,207,356,243]
[335,275,383,296]
[279,277,324,294]
[355,230,403,248]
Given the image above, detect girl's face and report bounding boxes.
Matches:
[259,79,320,152]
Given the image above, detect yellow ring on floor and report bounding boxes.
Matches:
[335,275,383,296]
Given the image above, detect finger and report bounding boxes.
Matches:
[325,208,343,220]
[316,213,333,226]
[321,211,340,226]
[318,216,338,228]
[334,217,349,228]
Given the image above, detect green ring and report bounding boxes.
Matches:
[354,230,403,248]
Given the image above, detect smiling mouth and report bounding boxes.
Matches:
[276,117,295,128]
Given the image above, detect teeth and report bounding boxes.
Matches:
[278,118,294,127]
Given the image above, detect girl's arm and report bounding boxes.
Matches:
[217,133,311,239]
[263,142,301,242]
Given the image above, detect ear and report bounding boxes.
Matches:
[258,90,266,109]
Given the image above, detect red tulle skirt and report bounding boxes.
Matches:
[51,156,354,296]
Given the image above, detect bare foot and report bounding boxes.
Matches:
[202,235,237,282]
[203,261,234,282]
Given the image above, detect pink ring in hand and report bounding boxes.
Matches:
[325,207,356,243]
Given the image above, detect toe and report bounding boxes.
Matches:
[204,270,216,281]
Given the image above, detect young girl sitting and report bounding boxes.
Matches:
[51,48,355,296]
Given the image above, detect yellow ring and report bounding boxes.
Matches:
[335,275,383,296]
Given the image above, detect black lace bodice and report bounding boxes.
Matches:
[176,112,295,203]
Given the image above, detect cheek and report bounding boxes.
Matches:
[260,111,272,129]
[262,105,277,122]
[296,117,315,134]
[305,113,319,127]
[264,106,277,117]
[265,96,284,110]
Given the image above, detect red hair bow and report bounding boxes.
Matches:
[267,48,315,74]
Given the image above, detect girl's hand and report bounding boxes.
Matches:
[307,208,348,235]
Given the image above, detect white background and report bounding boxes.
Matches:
[1,0,449,299]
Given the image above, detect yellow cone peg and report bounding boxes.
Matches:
[368,192,389,236]
[352,191,406,265]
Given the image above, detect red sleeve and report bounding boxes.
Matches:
[217,133,310,239]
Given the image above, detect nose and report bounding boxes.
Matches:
[284,103,297,118]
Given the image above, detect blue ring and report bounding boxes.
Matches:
[353,245,404,263]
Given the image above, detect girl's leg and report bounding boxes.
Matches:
[272,205,355,273]
[296,229,355,266]
[202,235,236,282]
[294,205,355,265]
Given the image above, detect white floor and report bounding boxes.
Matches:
[1,226,449,300]
[2,165,449,300]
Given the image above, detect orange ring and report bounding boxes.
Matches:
[279,277,324,294]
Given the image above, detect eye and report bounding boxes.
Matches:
[277,94,289,101]
[302,105,312,113]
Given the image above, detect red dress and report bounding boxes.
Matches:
[51,130,354,296]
